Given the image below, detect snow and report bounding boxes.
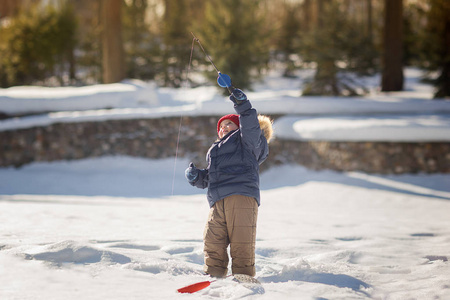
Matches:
[274,114,450,142]
[1,68,450,299]
[0,79,159,114]
[1,157,450,299]
[1,68,450,141]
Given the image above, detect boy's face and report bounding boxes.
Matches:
[218,119,238,138]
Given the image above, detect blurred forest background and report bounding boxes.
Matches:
[0,0,449,98]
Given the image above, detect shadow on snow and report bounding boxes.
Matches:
[260,270,371,296]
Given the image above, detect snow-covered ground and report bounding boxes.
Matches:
[1,157,449,299]
[1,68,450,299]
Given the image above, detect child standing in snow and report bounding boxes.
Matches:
[185,88,273,278]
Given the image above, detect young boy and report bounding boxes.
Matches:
[185,89,273,278]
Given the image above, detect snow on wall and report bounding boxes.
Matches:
[1,68,449,172]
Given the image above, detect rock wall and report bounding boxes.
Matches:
[269,139,450,174]
[1,116,449,173]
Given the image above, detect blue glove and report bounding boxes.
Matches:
[185,162,199,183]
[229,88,247,105]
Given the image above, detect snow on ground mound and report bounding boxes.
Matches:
[24,240,131,265]
[274,114,450,141]
[260,258,371,295]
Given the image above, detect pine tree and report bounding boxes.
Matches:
[195,0,270,91]
[160,0,192,87]
[54,2,78,84]
[73,0,102,84]
[122,0,158,80]
[301,0,375,96]
[0,1,77,87]
[277,1,303,78]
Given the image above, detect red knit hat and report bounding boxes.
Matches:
[217,114,240,134]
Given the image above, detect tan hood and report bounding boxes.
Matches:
[258,115,273,143]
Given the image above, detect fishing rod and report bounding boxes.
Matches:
[190,32,235,95]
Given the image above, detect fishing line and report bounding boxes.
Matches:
[171,36,196,196]
[171,32,235,195]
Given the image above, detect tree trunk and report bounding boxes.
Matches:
[433,0,450,98]
[367,0,373,43]
[0,0,22,18]
[303,0,318,32]
[381,0,403,91]
[434,18,450,98]
[101,0,125,83]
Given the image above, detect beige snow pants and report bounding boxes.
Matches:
[203,194,258,278]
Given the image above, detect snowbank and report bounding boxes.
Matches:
[0,79,159,115]
[274,114,450,142]
[3,97,450,141]
[1,68,450,142]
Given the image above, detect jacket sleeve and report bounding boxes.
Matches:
[190,168,208,189]
[234,100,269,163]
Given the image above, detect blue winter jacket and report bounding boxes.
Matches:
[190,100,269,207]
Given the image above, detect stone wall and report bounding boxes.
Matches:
[269,140,450,174]
[1,116,449,173]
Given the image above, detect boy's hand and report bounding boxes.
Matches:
[229,88,247,105]
[185,162,199,183]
